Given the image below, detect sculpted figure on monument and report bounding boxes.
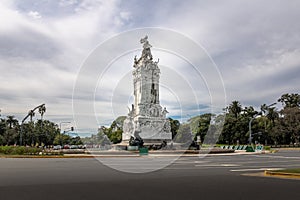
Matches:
[129,136,144,147]
[162,107,169,118]
[163,120,171,132]
[127,104,135,117]
[140,35,153,60]
[149,106,159,117]
[133,55,138,67]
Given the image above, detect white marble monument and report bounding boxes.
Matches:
[122,36,172,144]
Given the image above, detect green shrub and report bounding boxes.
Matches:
[12,146,26,155]
[0,146,42,155]
[264,146,271,151]
[0,146,13,154]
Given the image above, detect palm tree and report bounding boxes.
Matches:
[38,104,46,146]
[28,110,35,122]
[266,107,279,125]
[228,101,242,119]
[260,104,268,115]
[278,93,300,108]
[38,105,46,120]
[6,115,18,129]
[242,106,258,118]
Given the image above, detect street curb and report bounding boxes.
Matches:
[265,170,300,179]
[0,150,266,158]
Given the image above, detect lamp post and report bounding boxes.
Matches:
[262,102,277,145]
[249,117,255,145]
[249,113,261,145]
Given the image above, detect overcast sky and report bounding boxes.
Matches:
[0,0,299,135]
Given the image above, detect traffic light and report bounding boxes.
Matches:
[71,127,74,131]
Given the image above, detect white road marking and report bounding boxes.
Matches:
[194,161,210,164]
[195,164,240,167]
[195,164,223,167]
[230,168,284,172]
[221,164,240,167]
[251,155,300,159]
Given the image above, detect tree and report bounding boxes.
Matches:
[53,134,71,145]
[104,116,126,144]
[22,121,35,146]
[0,114,4,144]
[219,114,237,144]
[38,105,46,120]
[196,114,212,142]
[169,118,180,139]
[228,101,242,119]
[109,129,122,144]
[1,116,20,145]
[70,136,83,145]
[0,118,6,138]
[0,109,62,146]
[242,106,258,118]
[0,134,4,145]
[35,120,60,146]
[266,107,279,125]
[220,102,261,145]
[28,110,35,122]
[271,107,300,145]
[6,116,18,129]
[278,93,300,108]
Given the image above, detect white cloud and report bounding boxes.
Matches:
[59,0,79,7]
[146,0,300,107]
[1,0,300,135]
[28,11,41,19]
[0,1,125,123]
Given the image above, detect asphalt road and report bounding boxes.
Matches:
[0,150,299,200]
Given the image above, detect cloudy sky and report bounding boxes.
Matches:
[0,0,299,135]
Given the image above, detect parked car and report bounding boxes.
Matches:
[53,145,62,150]
[70,145,78,149]
[78,145,86,149]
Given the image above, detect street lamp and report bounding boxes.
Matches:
[249,113,261,145]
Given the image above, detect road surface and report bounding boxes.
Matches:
[0,149,299,200]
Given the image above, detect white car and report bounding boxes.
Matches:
[53,145,62,150]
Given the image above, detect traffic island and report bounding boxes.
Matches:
[265,168,300,179]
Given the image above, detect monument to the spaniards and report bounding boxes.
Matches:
[122,36,172,144]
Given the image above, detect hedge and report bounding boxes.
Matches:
[0,146,42,155]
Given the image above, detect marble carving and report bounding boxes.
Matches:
[122,36,172,143]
